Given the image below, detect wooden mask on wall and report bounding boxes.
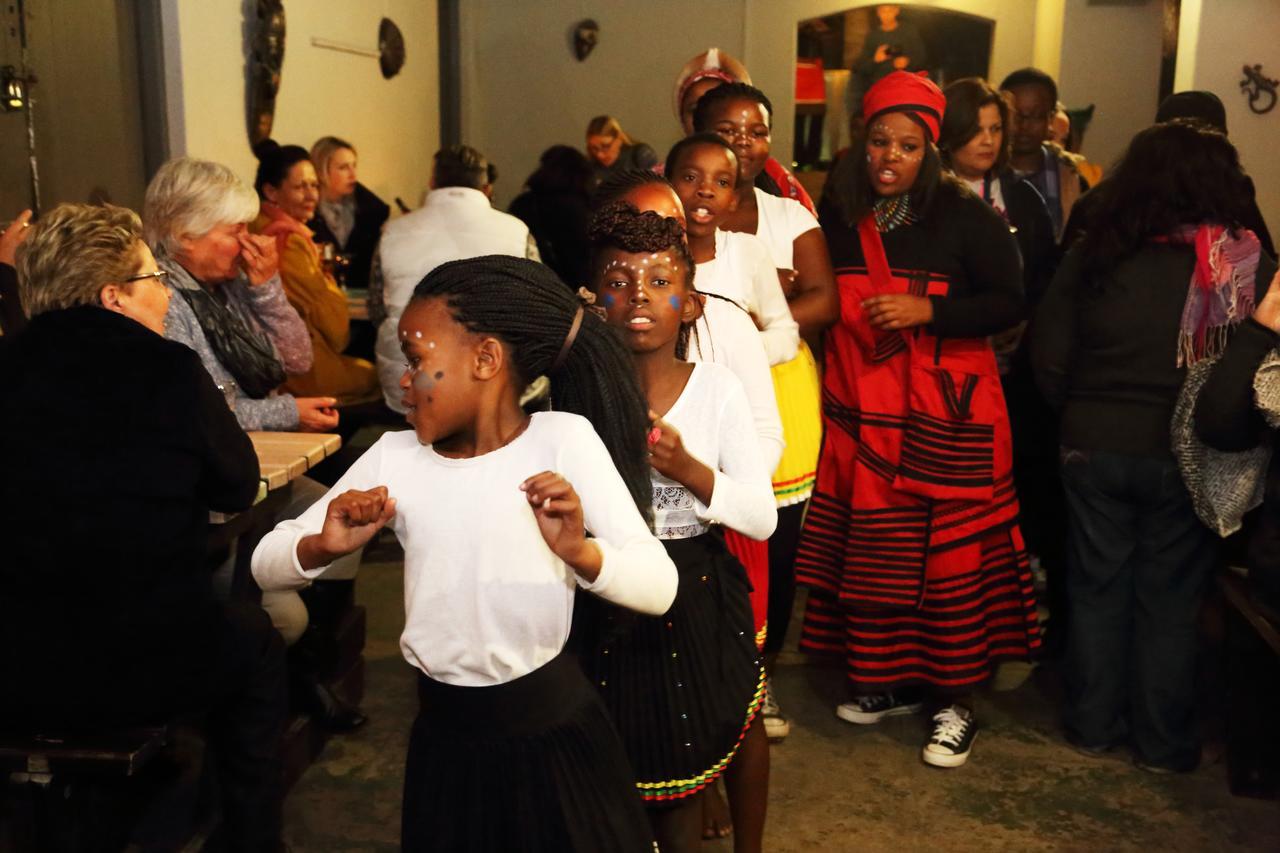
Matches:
[248,0,286,146]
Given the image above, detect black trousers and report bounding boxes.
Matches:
[1060,448,1216,770]
[764,502,807,655]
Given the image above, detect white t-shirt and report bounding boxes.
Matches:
[688,297,784,475]
[251,412,677,687]
[697,229,799,366]
[752,187,821,271]
[651,362,778,542]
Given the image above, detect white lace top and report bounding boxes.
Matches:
[650,362,778,541]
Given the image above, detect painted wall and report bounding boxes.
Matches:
[162,0,439,211]
[459,0,746,208]
[1176,0,1280,238]
[744,0,1041,167]
[1056,0,1164,173]
[0,0,149,212]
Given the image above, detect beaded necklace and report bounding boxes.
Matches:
[873,193,917,233]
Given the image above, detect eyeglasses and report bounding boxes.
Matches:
[125,269,169,283]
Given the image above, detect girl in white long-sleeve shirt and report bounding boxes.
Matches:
[581,203,775,853]
[251,256,674,853]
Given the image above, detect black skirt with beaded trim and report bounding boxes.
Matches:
[579,532,765,803]
[401,651,655,852]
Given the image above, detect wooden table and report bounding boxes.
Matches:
[208,431,343,600]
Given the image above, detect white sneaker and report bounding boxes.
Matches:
[761,677,790,740]
[922,705,978,768]
[836,692,925,725]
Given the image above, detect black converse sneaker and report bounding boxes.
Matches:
[836,692,925,725]
[762,677,790,740]
[922,705,978,768]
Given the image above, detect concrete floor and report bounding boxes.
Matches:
[282,545,1280,853]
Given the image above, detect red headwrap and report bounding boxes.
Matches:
[862,71,946,142]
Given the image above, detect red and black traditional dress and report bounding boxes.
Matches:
[796,184,1042,694]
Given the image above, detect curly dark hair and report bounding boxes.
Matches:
[588,201,699,357]
[410,256,652,518]
[1078,120,1251,280]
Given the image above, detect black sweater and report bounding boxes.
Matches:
[821,182,1025,339]
[308,182,390,290]
[0,307,259,715]
[1033,244,1277,455]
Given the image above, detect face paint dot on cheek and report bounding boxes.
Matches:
[604,294,616,307]
[414,331,422,338]
[434,371,443,380]
[669,296,680,310]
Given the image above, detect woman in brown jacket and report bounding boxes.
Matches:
[251,139,377,403]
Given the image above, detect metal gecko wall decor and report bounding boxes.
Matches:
[1240,64,1277,115]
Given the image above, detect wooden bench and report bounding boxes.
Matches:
[0,728,179,851]
[1221,569,1280,798]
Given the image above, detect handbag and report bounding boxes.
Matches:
[1172,354,1271,537]
[172,285,286,399]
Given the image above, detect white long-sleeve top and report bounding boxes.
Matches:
[688,297,784,475]
[251,412,678,687]
[651,362,778,542]
[697,229,799,366]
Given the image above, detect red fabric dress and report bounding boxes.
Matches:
[797,201,1041,694]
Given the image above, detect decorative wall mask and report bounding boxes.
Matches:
[379,18,405,79]
[248,0,286,145]
[573,19,599,62]
[1240,64,1277,115]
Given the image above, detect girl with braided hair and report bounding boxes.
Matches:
[251,255,676,852]
[582,202,774,853]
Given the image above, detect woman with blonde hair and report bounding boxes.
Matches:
[308,135,389,290]
[1,203,286,851]
[585,115,658,184]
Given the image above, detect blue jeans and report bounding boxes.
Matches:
[1059,448,1216,770]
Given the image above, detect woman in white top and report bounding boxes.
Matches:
[583,203,775,853]
[691,81,841,739]
[252,256,675,852]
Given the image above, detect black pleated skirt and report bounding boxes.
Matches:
[580,533,765,803]
[401,651,654,852]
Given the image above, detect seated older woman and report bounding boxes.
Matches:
[251,140,378,403]
[145,158,368,732]
[0,203,286,851]
[144,156,338,432]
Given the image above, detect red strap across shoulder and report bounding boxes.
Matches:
[857,215,894,295]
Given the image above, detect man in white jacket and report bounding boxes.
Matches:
[374,145,539,411]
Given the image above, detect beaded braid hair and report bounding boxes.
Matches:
[588,202,700,359]
[410,255,652,518]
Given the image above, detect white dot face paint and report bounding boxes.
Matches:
[414,331,423,338]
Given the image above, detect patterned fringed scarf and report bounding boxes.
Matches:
[1175,224,1261,367]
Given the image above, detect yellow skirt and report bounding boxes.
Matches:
[771,341,822,506]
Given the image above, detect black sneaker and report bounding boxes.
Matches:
[836,692,925,725]
[922,705,978,768]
